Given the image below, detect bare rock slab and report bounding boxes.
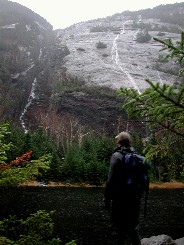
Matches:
[141,234,176,245]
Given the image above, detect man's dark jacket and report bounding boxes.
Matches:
[104,145,151,209]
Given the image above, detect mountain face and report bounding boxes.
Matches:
[55,8,184,92]
[0,0,54,127]
[0,0,184,136]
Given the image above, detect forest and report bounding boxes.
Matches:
[0,32,184,188]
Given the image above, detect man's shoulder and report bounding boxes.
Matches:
[113,151,123,158]
[111,151,123,159]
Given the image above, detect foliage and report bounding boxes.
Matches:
[90,25,120,33]
[136,30,151,43]
[119,81,184,137]
[52,77,117,99]
[96,41,107,49]
[3,124,27,162]
[118,32,184,181]
[145,132,184,181]
[132,21,182,34]
[154,32,184,75]
[3,124,62,182]
[65,241,77,245]
[0,123,77,245]
[132,134,145,154]
[0,121,114,185]
[76,47,85,51]
[59,135,113,185]
[102,53,109,57]
[26,129,60,160]
[0,153,51,188]
[0,123,13,164]
[0,210,77,245]
[128,3,184,29]
[0,123,53,188]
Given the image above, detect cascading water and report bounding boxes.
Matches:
[19,48,43,133]
[111,20,141,94]
[111,18,149,132]
[111,15,165,93]
[20,78,37,133]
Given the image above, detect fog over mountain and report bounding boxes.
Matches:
[12,0,184,29]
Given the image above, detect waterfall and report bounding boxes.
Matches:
[111,21,141,94]
[20,78,37,133]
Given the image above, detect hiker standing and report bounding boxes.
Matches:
[104,132,151,245]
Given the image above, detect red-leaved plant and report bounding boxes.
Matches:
[0,151,32,170]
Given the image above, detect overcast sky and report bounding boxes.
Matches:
[12,0,184,29]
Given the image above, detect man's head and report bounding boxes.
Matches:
[115,131,132,147]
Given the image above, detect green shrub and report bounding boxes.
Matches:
[90,25,120,33]
[136,30,151,43]
[0,211,62,244]
[96,41,107,49]
[0,210,77,245]
[0,123,13,164]
[102,53,109,57]
[52,78,117,99]
[77,47,85,51]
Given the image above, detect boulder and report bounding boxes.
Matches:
[175,237,184,245]
[141,234,176,245]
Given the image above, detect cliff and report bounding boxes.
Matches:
[0,0,184,135]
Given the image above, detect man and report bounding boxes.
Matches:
[104,132,151,245]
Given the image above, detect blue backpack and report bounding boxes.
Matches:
[118,151,151,217]
[123,153,151,193]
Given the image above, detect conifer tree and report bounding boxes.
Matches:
[118,32,184,179]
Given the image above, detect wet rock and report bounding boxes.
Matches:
[175,237,184,245]
[141,234,177,245]
[55,18,181,92]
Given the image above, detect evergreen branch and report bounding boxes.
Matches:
[154,33,184,56]
[146,80,184,109]
[146,119,184,137]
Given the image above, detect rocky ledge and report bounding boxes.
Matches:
[141,234,184,245]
